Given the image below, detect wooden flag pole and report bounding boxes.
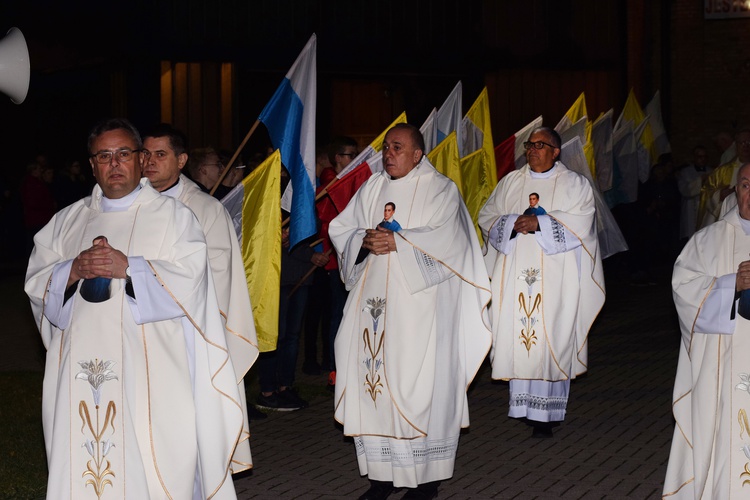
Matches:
[314,176,339,201]
[210,119,262,196]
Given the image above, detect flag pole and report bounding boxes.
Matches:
[314,176,339,201]
[210,119,262,196]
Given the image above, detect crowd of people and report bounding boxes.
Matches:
[21,114,750,499]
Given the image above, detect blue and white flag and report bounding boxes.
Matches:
[259,33,317,249]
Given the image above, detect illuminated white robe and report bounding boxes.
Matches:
[478,162,605,419]
[167,175,259,472]
[25,179,242,500]
[664,207,750,499]
[329,159,492,488]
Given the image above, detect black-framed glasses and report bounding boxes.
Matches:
[89,148,142,164]
[523,141,556,150]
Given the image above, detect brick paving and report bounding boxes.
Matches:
[234,266,679,499]
[2,261,679,499]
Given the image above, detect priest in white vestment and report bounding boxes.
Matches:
[25,119,243,500]
[143,124,259,472]
[329,124,492,500]
[697,128,750,230]
[478,126,605,438]
[677,146,712,240]
[663,162,750,498]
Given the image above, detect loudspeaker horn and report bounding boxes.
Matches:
[0,27,29,104]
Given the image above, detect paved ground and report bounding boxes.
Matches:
[3,261,679,499]
[233,263,678,499]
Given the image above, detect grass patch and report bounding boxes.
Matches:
[0,372,46,500]
[0,367,331,499]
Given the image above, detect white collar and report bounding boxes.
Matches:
[740,215,750,235]
[160,178,183,199]
[529,162,558,179]
[100,184,142,212]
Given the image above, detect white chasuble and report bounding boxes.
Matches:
[478,163,605,382]
[71,208,195,500]
[665,208,750,499]
[329,159,491,487]
[173,175,259,473]
[26,181,242,500]
[730,316,750,498]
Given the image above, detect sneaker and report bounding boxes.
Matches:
[277,388,309,409]
[255,391,303,411]
[247,404,267,421]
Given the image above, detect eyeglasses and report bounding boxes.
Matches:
[90,148,141,164]
[523,141,557,150]
[337,152,358,158]
[739,141,750,148]
[202,163,224,169]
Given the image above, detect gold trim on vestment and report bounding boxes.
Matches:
[141,322,173,499]
[537,246,570,380]
[395,232,492,295]
[661,477,694,498]
[376,252,427,438]
[546,215,605,367]
[146,262,241,499]
[342,431,430,440]
[671,389,693,449]
[690,277,716,357]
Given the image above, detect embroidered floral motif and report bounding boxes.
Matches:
[76,359,118,498]
[742,463,750,487]
[364,298,385,332]
[738,407,750,487]
[362,298,386,404]
[737,373,750,396]
[517,268,542,354]
[76,359,118,406]
[519,268,541,288]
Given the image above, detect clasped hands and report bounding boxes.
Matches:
[738,260,750,292]
[513,214,539,235]
[362,226,397,255]
[68,236,129,288]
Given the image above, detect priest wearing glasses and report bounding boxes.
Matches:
[25,118,244,499]
[478,126,605,438]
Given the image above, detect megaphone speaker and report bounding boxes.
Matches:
[0,27,29,104]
